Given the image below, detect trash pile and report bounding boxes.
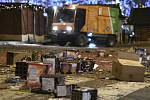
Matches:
[135,48,150,69]
[133,48,150,75]
[80,49,117,71]
[41,50,96,74]
[1,47,150,99]
[0,51,31,76]
[0,65,15,75]
[0,49,118,86]
[0,50,97,75]
[10,50,98,99]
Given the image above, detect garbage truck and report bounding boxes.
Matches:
[46,4,121,46]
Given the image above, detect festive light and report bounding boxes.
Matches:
[0,3,45,12]
[0,0,150,16]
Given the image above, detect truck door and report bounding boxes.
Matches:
[46,7,54,32]
[74,8,86,32]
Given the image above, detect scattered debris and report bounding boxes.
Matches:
[0,83,8,90]
[5,76,21,83]
[0,48,150,100]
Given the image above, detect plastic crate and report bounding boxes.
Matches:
[71,87,97,100]
[15,62,28,79]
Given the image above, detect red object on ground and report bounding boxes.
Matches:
[27,63,46,89]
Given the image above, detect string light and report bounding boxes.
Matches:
[0,0,150,16]
[0,3,45,12]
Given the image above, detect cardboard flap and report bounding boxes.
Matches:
[118,52,139,61]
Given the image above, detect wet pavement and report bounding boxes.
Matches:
[119,86,150,100]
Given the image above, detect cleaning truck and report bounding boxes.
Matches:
[46,4,121,46]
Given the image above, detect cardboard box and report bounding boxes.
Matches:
[60,62,71,74]
[27,63,46,89]
[112,59,145,82]
[56,84,77,97]
[43,58,55,75]
[15,62,28,79]
[56,85,67,97]
[41,74,65,92]
[42,77,55,91]
[118,52,139,61]
[71,87,97,100]
[60,62,77,74]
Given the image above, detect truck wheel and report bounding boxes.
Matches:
[108,40,116,47]
[76,34,88,47]
[58,41,67,46]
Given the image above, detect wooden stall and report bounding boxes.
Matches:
[129,8,150,41]
[0,3,47,43]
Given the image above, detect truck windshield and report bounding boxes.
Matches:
[54,8,75,23]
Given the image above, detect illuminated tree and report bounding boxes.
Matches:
[1,0,150,16]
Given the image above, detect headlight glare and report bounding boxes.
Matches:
[52,26,58,30]
[87,33,93,37]
[66,26,72,31]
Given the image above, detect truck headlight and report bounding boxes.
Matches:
[66,26,72,31]
[52,26,58,30]
[87,33,93,37]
